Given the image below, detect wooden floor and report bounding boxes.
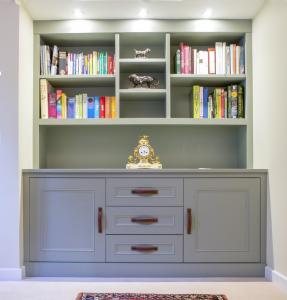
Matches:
[0,278,286,300]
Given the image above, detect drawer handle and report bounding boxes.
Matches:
[131,245,158,252]
[187,208,192,234]
[131,217,158,224]
[131,189,159,196]
[98,207,103,233]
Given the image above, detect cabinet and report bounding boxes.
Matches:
[184,178,261,262]
[29,178,105,262]
[23,169,267,277]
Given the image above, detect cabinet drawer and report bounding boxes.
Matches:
[106,207,183,234]
[106,235,183,262]
[107,178,183,206]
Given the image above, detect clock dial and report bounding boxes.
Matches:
[139,145,150,157]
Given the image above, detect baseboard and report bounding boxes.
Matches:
[265,266,287,293]
[0,266,25,280]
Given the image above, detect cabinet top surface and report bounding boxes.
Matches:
[23,168,268,175]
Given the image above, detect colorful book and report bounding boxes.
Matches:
[238,85,244,118]
[175,49,181,74]
[82,93,88,119]
[87,97,95,118]
[75,94,83,119]
[61,93,67,119]
[230,85,238,118]
[111,96,116,119]
[105,96,111,118]
[56,89,62,119]
[192,85,200,118]
[67,97,76,119]
[59,51,67,75]
[40,79,49,119]
[94,96,100,118]
[50,45,58,75]
[100,96,105,118]
[203,87,209,118]
[48,93,57,118]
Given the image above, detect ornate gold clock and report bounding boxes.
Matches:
[126,135,162,169]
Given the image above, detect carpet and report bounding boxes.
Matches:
[76,293,228,300]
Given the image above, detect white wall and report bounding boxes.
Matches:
[0,1,22,279]
[253,0,287,277]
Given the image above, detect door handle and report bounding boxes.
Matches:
[131,217,158,224]
[187,208,192,234]
[131,189,158,196]
[98,207,103,233]
[131,245,158,252]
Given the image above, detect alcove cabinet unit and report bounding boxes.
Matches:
[33,20,253,170]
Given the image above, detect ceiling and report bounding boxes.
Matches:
[21,0,265,20]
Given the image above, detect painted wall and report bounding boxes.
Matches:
[18,3,34,270]
[253,0,287,277]
[0,1,21,279]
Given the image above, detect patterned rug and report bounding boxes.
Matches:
[76,293,228,300]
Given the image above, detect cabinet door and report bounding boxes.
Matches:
[184,178,261,262]
[29,178,105,262]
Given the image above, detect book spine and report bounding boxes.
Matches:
[108,54,113,74]
[93,51,96,75]
[221,88,225,118]
[222,42,226,74]
[215,42,222,74]
[216,88,221,118]
[233,44,237,75]
[100,96,105,118]
[48,93,57,118]
[226,46,231,74]
[184,45,189,74]
[105,96,111,118]
[193,49,197,74]
[230,85,238,118]
[94,96,100,118]
[236,45,240,75]
[203,87,208,118]
[75,94,83,119]
[239,46,245,74]
[111,96,116,119]
[238,85,244,118]
[82,93,88,119]
[180,43,184,74]
[40,79,48,119]
[200,87,204,118]
[56,89,62,119]
[175,49,181,74]
[191,85,200,118]
[61,93,67,119]
[67,97,76,119]
[87,97,95,118]
[224,90,228,118]
[208,48,216,74]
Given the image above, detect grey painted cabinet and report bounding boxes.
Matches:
[23,170,267,277]
[29,177,105,262]
[184,178,261,262]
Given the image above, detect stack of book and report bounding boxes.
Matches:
[174,42,245,75]
[40,45,115,76]
[191,84,244,119]
[40,79,116,119]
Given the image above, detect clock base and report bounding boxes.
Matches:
[126,162,162,169]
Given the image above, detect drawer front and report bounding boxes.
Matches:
[106,207,183,234]
[106,235,183,262]
[107,178,183,206]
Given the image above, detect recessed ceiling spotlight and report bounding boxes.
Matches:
[139,8,148,18]
[73,8,83,18]
[202,8,213,19]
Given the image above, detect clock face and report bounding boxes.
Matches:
[138,145,150,157]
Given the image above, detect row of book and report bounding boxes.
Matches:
[174,42,245,75]
[40,79,116,119]
[191,85,244,119]
[40,45,115,76]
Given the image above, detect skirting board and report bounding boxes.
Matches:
[0,266,25,280]
[265,266,287,293]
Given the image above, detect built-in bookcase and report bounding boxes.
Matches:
[33,20,252,169]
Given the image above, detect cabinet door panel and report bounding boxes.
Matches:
[184,178,261,262]
[29,178,105,262]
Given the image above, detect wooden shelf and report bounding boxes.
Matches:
[38,118,247,126]
[119,58,166,73]
[39,75,115,87]
[170,74,246,86]
[119,88,166,101]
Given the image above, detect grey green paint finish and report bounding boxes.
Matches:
[23,169,267,277]
[33,20,253,169]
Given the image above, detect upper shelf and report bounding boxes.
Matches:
[119,58,166,73]
[38,118,247,126]
[39,75,115,87]
[170,74,246,86]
